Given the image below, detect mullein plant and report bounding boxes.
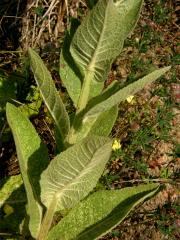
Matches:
[4,0,170,239]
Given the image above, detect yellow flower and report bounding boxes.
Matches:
[126,95,135,104]
[112,139,121,151]
[3,204,14,217]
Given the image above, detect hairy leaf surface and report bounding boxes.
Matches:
[48,184,159,240]
[67,105,117,145]
[28,48,70,142]
[85,66,171,118]
[6,103,49,238]
[75,106,118,143]
[67,81,119,145]
[60,19,82,107]
[89,105,118,136]
[70,0,143,101]
[40,136,112,211]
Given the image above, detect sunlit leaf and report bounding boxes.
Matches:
[40,136,112,211]
[48,184,160,240]
[88,105,118,136]
[6,103,49,238]
[60,19,82,107]
[67,82,119,144]
[28,48,70,144]
[0,175,24,208]
[84,66,171,118]
[70,0,143,106]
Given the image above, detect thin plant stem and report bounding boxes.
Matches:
[77,70,93,112]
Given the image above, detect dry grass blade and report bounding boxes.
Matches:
[20,0,71,49]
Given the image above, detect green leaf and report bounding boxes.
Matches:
[48,184,160,240]
[67,81,119,144]
[89,105,118,136]
[85,66,171,118]
[86,80,122,109]
[60,19,82,107]
[0,175,26,234]
[19,86,42,118]
[0,175,24,208]
[67,115,98,144]
[71,0,143,108]
[69,105,118,144]
[84,82,119,138]
[28,48,70,144]
[40,136,112,211]
[6,103,49,238]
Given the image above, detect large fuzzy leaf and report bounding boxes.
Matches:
[28,48,70,143]
[67,105,118,144]
[48,184,160,240]
[6,103,49,238]
[40,136,112,211]
[84,66,171,119]
[60,19,82,107]
[89,105,118,136]
[70,0,143,106]
[67,82,119,145]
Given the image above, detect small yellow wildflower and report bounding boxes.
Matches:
[126,95,135,104]
[3,204,14,217]
[112,139,121,151]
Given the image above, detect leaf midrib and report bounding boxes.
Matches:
[76,1,110,110]
[30,49,70,139]
[86,1,109,74]
[50,142,110,205]
[35,60,64,138]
